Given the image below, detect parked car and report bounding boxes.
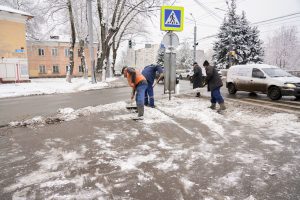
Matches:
[155,68,179,84]
[178,69,193,80]
[114,70,122,76]
[226,64,300,100]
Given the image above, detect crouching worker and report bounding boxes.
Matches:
[203,60,226,111]
[122,66,148,120]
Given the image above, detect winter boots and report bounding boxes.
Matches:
[132,105,144,120]
[209,103,226,111]
[209,103,216,110]
[218,103,226,111]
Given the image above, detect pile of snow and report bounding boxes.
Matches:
[9,101,127,127]
[0,77,122,98]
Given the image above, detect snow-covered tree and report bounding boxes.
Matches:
[176,41,193,69]
[213,0,263,68]
[156,44,165,66]
[240,11,264,64]
[264,26,300,70]
[96,0,164,81]
[42,0,76,82]
[204,48,214,64]
[0,0,45,40]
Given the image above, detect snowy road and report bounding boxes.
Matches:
[0,97,299,199]
[0,80,192,126]
[1,78,299,127]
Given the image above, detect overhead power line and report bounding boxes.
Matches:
[252,12,300,25]
[256,17,300,28]
[193,0,222,22]
[198,12,300,41]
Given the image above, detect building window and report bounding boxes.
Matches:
[52,48,58,56]
[65,48,70,57]
[66,65,69,72]
[38,48,45,56]
[53,65,59,74]
[79,65,84,73]
[39,65,46,74]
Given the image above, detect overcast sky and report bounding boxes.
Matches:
[123,0,300,53]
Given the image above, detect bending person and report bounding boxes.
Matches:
[122,66,148,120]
[142,64,164,108]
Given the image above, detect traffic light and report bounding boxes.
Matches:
[128,40,132,48]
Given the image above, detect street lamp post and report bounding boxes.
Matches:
[87,0,96,83]
[190,13,197,63]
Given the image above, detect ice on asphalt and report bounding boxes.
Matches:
[3,97,300,199]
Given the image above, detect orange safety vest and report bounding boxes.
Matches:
[126,69,146,89]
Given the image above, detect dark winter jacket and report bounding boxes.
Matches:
[142,64,163,84]
[205,65,223,91]
[192,64,203,89]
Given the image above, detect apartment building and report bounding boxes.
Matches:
[0,5,33,83]
[27,36,97,78]
[124,44,205,70]
[125,44,160,70]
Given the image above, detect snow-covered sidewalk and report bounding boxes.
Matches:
[0,77,124,99]
[1,97,300,199]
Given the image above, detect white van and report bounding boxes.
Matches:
[226,64,300,100]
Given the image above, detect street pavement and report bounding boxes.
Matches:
[1,77,298,127]
[0,78,192,126]
[0,93,299,199]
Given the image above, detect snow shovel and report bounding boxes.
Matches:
[126,99,137,110]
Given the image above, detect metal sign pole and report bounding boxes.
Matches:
[161,5,184,100]
[169,31,173,100]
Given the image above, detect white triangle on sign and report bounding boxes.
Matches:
[165,10,180,25]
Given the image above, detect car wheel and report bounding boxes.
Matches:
[179,75,182,80]
[295,95,300,100]
[228,83,237,94]
[268,86,282,100]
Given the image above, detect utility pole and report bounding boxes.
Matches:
[190,13,197,63]
[87,0,96,83]
[106,0,112,79]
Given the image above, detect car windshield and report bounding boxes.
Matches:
[262,68,293,77]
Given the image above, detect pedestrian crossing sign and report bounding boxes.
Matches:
[161,6,184,31]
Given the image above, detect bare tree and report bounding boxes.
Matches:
[65,0,76,82]
[73,0,88,79]
[0,0,45,39]
[111,14,146,75]
[96,0,161,81]
[264,26,300,70]
[43,0,77,82]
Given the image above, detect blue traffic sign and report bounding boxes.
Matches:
[161,6,184,31]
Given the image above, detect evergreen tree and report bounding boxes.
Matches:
[156,44,165,66]
[213,0,264,68]
[240,11,264,64]
[176,41,193,69]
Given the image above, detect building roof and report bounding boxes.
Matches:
[0,5,33,19]
[27,35,99,45]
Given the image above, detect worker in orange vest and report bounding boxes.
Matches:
[122,66,148,120]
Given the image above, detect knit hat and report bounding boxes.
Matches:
[203,60,209,66]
